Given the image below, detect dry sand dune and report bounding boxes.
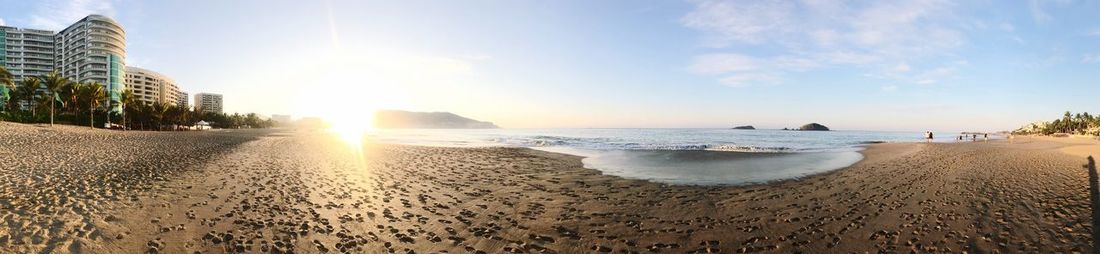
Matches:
[0,122,1095,253]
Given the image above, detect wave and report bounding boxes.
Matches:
[373,129,922,153]
[502,136,799,153]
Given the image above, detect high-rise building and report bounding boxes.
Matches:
[177,91,189,109]
[55,15,127,112]
[0,26,57,82]
[194,93,223,113]
[123,66,180,106]
[1,15,126,112]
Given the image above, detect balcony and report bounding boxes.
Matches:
[21,37,53,43]
[21,48,54,54]
[22,54,53,60]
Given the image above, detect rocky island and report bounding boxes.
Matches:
[798,123,830,131]
[731,125,755,130]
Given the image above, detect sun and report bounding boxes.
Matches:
[325,110,375,147]
[289,48,422,148]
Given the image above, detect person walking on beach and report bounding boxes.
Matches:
[925,131,934,142]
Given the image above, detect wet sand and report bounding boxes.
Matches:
[0,122,1095,253]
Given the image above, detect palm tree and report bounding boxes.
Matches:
[150,102,168,130]
[59,81,79,114]
[120,89,135,129]
[165,105,186,131]
[0,66,14,113]
[17,77,41,118]
[34,95,53,117]
[40,72,69,126]
[0,66,11,84]
[78,82,106,128]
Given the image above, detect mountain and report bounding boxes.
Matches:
[373,110,499,129]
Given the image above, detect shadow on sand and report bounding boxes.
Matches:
[1087,156,1100,253]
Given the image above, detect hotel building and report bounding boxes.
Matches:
[1,15,126,112]
[124,66,181,106]
[194,93,223,113]
[0,27,56,82]
[177,91,189,109]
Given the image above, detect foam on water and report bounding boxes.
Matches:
[366,129,973,185]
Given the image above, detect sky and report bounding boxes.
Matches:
[2,0,1100,131]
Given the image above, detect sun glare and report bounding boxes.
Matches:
[325,111,374,147]
[290,48,432,148]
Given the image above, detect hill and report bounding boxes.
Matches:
[373,110,499,129]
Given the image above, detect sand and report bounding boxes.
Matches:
[0,122,1094,253]
[1017,135,1100,159]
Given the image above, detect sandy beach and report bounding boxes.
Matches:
[0,122,1095,253]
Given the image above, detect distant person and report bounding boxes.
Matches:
[983,133,988,141]
[972,134,977,141]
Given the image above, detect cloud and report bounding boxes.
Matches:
[894,63,911,72]
[680,0,797,46]
[911,66,957,85]
[1029,0,1052,23]
[682,0,966,87]
[999,23,1015,32]
[689,53,818,87]
[1083,54,1100,64]
[1028,0,1073,24]
[882,85,899,92]
[718,73,779,87]
[29,0,116,30]
[690,54,760,74]
[0,18,5,26]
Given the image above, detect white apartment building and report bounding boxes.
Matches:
[1,15,126,112]
[55,15,127,112]
[124,66,181,106]
[177,91,189,109]
[0,27,56,81]
[194,93,223,113]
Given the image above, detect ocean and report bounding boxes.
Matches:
[366,129,981,185]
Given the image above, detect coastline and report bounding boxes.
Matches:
[0,123,1093,253]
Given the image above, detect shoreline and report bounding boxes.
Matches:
[1,123,1093,253]
[527,141,912,187]
[366,138,1091,252]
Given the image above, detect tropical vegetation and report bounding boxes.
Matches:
[0,66,276,130]
[1013,111,1100,136]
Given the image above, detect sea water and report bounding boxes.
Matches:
[366,129,976,185]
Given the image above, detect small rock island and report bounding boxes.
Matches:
[798,123,830,131]
[732,125,755,130]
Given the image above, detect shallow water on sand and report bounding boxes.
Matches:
[368,128,984,185]
[538,147,864,185]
